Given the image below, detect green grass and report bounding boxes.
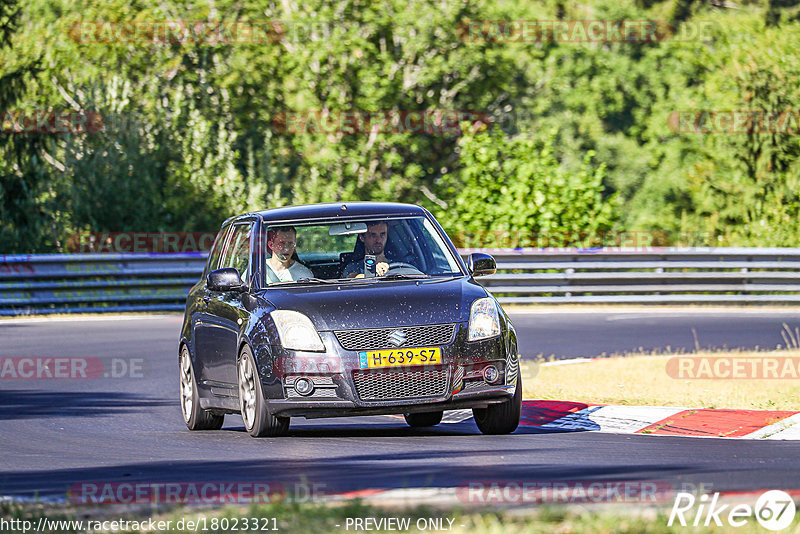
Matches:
[521,349,800,410]
[4,499,798,534]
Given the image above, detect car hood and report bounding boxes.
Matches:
[260,276,488,330]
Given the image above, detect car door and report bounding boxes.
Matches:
[198,222,253,391]
[192,224,230,386]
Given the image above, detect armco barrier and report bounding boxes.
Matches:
[473,247,800,304]
[0,253,206,315]
[1,248,800,315]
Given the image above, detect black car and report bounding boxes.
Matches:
[178,202,521,437]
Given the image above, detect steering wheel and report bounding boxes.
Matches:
[386,262,424,275]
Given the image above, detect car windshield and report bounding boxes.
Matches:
[261,216,463,285]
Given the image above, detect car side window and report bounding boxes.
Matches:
[219,223,253,282]
[205,225,231,275]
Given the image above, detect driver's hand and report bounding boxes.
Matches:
[376,262,389,276]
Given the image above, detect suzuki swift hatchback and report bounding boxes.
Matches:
[179,202,521,437]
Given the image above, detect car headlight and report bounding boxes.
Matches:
[270,310,325,352]
[468,297,501,341]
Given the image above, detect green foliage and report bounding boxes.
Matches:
[696,16,800,246]
[440,127,618,248]
[634,11,800,245]
[1,0,799,252]
[0,0,50,252]
[272,0,520,206]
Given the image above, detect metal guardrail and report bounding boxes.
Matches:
[0,253,206,315]
[2,248,800,315]
[474,247,800,304]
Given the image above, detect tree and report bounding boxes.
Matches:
[0,0,50,252]
[269,0,521,206]
[440,127,619,248]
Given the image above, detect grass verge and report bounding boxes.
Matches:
[521,349,800,410]
[4,499,797,534]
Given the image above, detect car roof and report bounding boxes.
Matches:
[225,202,429,226]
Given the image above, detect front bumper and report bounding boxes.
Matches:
[267,386,515,418]
[257,322,519,418]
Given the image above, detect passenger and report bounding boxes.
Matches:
[265,226,313,283]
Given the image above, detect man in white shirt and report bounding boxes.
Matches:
[265,226,314,283]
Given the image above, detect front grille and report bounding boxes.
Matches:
[462,379,492,392]
[352,367,449,401]
[335,324,456,351]
[287,388,339,400]
[286,376,335,386]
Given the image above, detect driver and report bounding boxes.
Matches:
[343,221,392,278]
[266,226,314,283]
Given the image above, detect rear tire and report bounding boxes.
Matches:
[238,346,290,437]
[404,411,443,427]
[473,376,521,435]
[179,345,224,430]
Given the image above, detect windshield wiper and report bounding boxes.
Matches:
[378,273,431,280]
[270,277,338,286]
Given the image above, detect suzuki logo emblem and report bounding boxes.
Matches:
[387,330,407,347]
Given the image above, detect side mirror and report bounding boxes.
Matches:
[207,268,245,292]
[467,252,496,277]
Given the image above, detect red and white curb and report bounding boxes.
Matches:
[421,401,800,439]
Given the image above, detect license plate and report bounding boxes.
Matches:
[358,347,441,369]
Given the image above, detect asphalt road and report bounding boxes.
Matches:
[1,310,799,503]
[510,308,800,358]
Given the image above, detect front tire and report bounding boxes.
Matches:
[238,346,290,437]
[404,411,443,427]
[179,345,224,430]
[473,376,522,435]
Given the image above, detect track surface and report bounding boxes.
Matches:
[511,308,800,358]
[2,310,800,502]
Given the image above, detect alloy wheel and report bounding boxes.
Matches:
[239,354,256,429]
[179,348,193,423]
